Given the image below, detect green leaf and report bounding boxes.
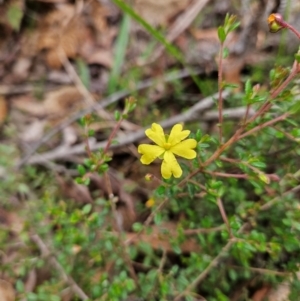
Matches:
[108,13,131,93]
[82,204,92,215]
[245,79,252,95]
[228,21,240,33]
[223,83,239,89]
[111,0,203,91]
[289,102,300,114]
[76,58,90,89]
[7,4,23,31]
[222,47,229,58]
[258,173,270,184]
[156,185,166,195]
[114,110,121,121]
[199,134,211,143]
[88,129,95,137]
[250,161,266,168]
[82,177,90,186]
[77,164,86,176]
[132,222,143,232]
[154,212,163,224]
[75,177,83,184]
[218,26,226,43]
[195,129,202,142]
[15,280,24,293]
[295,52,300,63]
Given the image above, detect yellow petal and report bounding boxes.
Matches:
[145,123,166,147]
[138,144,164,164]
[171,139,197,159]
[168,124,190,145]
[161,151,182,179]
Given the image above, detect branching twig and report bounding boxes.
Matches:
[174,183,300,299]
[217,197,232,237]
[238,112,289,140]
[25,91,229,164]
[31,234,89,301]
[16,68,204,168]
[174,237,238,301]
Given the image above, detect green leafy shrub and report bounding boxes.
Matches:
[2,10,300,301]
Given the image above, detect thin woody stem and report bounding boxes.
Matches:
[285,22,300,40]
[103,117,124,154]
[217,197,232,237]
[218,43,224,143]
[205,170,249,179]
[277,17,300,40]
[174,183,300,300]
[247,61,299,124]
[202,61,300,168]
[239,112,289,139]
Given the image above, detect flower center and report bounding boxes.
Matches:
[164,142,172,150]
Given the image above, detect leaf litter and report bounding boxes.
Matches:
[1,0,300,300]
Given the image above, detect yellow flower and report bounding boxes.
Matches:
[138,123,197,179]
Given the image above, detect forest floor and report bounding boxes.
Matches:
[1,1,300,300]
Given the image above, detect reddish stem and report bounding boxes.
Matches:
[217,197,232,237]
[239,112,289,139]
[103,118,124,154]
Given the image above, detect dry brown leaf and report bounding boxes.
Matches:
[0,96,8,125]
[126,223,201,253]
[56,176,93,204]
[61,287,74,301]
[11,57,32,81]
[89,173,137,231]
[0,279,15,301]
[133,0,191,27]
[38,4,87,68]
[87,50,113,69]
[43,86,84,120]
[11,95,47,116]
[24,269,37,293]
[251,286,272,301]
[190,28,219,41]
[0,208,23,233]
[222,56,245,92]
[89,0,109,33]
[20,119,46,143]
[62,126,77,146]
[265,282,290,301]
[45,50,63,70]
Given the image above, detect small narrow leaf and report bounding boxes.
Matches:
[76,58,90,89]
[114,110,121,121]
[258,173,270,184]
[218,26,226,43]
[245,79,252,95]
[289,102,300,114]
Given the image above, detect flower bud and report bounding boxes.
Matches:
[145,173,153,181]
[267,13,285,33]
[145,198,155,208]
